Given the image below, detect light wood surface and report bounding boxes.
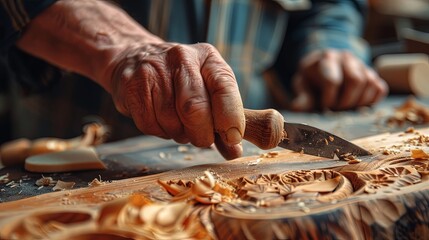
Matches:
[1,127,429,239]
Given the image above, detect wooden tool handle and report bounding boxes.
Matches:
[244,109,285,150]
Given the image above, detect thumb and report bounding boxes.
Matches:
[214,133,243,160]
[291,75,315,111]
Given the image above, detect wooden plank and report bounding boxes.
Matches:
[1,128,429,239]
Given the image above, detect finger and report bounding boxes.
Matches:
[151,65,188,144]
[214,133,243,160]
[317,52,343,109]
[198,43,245,146]
[368,69,389,104]
[291,74,315,111]
[169,45,214,147]
[336,52,366,110]
[356,68,378,107]
[125,64,169,139]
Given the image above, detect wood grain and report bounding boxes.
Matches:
[1,128,429,239]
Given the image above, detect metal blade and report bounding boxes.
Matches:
[279,123,371,159]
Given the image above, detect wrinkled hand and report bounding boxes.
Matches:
[291,49,388,111]
[107,43,245,159]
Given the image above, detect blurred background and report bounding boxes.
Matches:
[0,0,428,145]
[366,0,429,57]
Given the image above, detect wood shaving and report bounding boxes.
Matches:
[53,180,75,191]
[248,158,262,166]
[348,159,362,164]
[0,173,9,183]
[382,149,401,155]
[386,97,429,126]
[405,127,415,133]
[35,176,56,187]
[158,170,236,204]
[411,149,429,159]
[177,146,189,153]
[267,151,279,157]
[324,139,329,145]
[88,177,105,187]
[260,151,280,158]
[159,152,166,159]
[339,153,358,161]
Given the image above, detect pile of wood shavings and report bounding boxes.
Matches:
[96,194,211,239]
[380,127,429,155]
[248,151,280,166]
[158,170,236,204]
[338,153,362,164]
[386,97,429,126]
[2,193,211,239]
[35,176,75,191]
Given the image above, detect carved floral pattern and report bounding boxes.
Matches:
[2,153,429,239]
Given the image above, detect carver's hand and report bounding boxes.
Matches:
[15,0,245,160]
[105,42,245,159]
[291,49,388,111]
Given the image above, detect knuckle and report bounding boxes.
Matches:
[321,49,338,59]
[169,44,189,56]
[209,75,238,95]
[196,42,217,53]
[341,50,354,59]
[167,45,193,64]
[377,81,389,95]
[351,75,366,86]
[179,96,209,121]
[322,76,341,88]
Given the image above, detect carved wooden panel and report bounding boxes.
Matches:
[1,128,429,239]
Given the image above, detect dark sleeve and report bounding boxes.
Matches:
[0,0,62,93]
[274,0,369,90]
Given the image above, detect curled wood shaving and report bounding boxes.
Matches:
[95,194,209,239]
[405,127,415,133]
[88,175,106,187]
[0,173,9,183]
[348,159,362,164]
[411,149,429,159]
[53,180,75,191]
[248,158,262,166]
[35,176,56,187]
[382,149,402,155]
[386,97,429,126]
[0,122,110,167]
[158,170,236,204]
[339,153,358,161]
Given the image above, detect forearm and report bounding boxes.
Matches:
[15,0,164,92]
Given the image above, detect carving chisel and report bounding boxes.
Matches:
[243,109,371,158]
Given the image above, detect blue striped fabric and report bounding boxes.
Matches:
[0,0,368,108]
[0,0,57,49]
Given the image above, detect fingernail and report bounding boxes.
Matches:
[225,127,242,145]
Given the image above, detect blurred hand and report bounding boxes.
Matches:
[107,42,245,159]
[291,49,388,111]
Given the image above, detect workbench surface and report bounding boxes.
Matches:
[1,95,428,203]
